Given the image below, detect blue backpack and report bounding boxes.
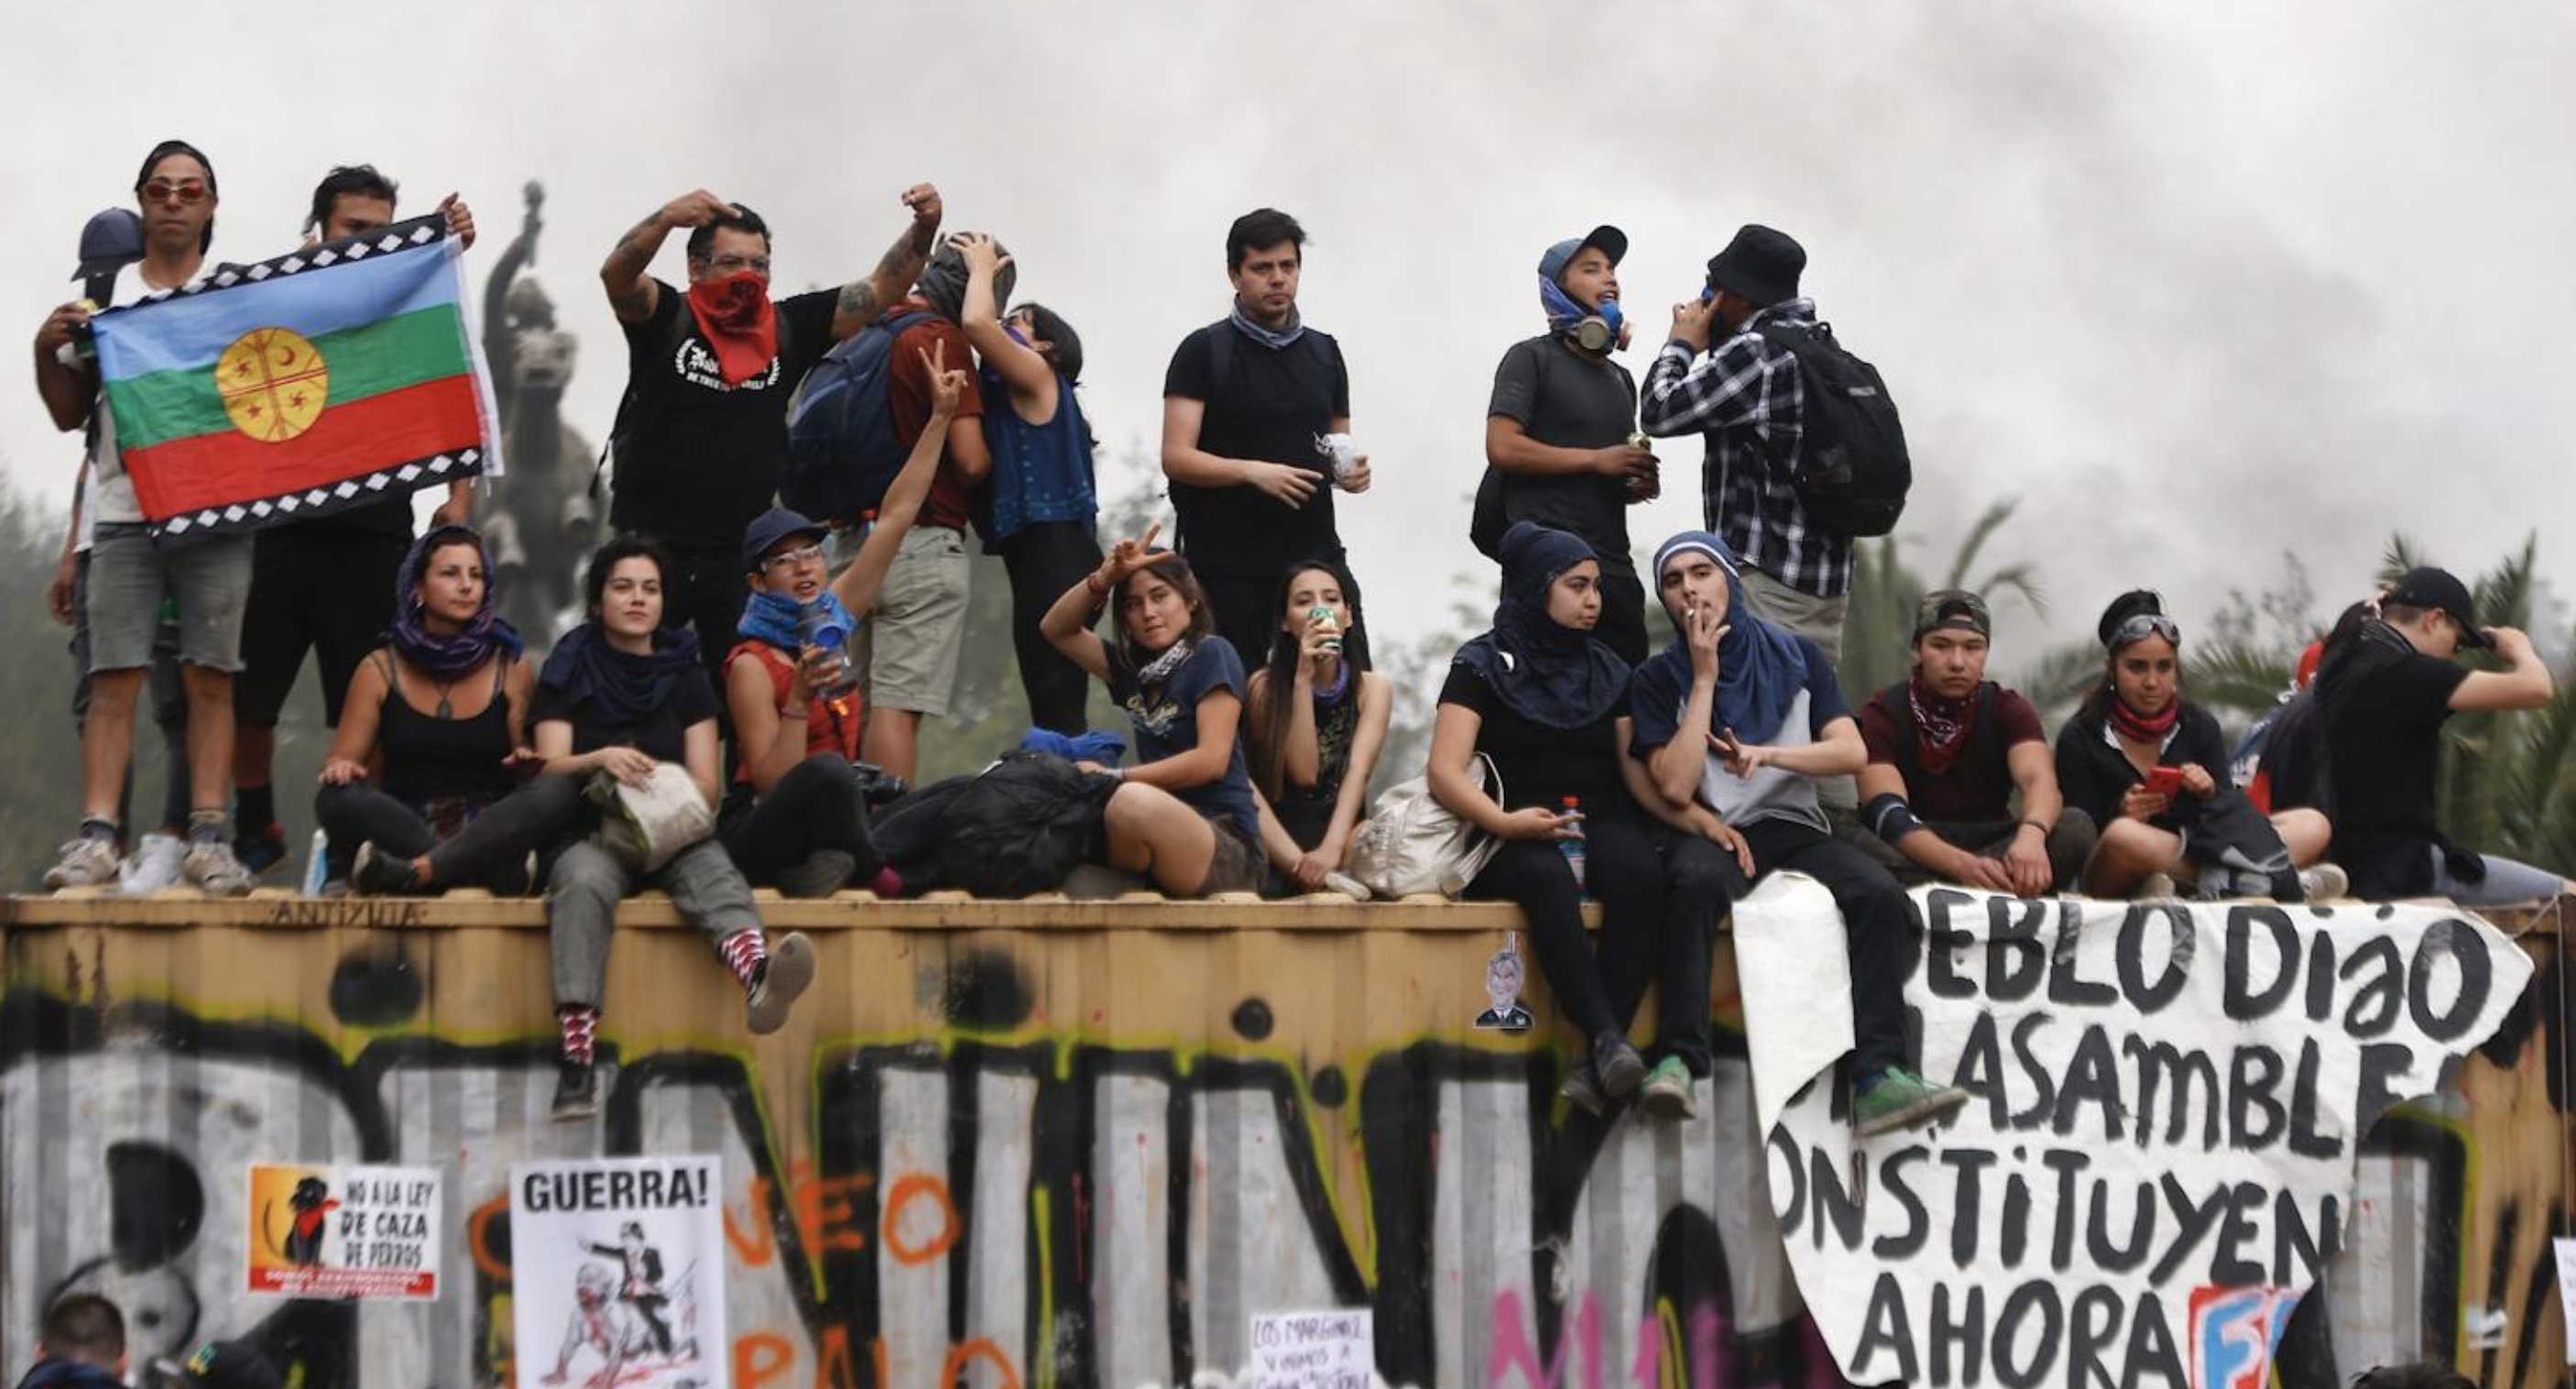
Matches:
[782,309,932,523]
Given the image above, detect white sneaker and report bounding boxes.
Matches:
[181,839,257,897]
[2298,863,2350,902]
[1321,871,1371,901]
[2137,871,2180,901]
[43,836,122,891]
[119,832,187,894]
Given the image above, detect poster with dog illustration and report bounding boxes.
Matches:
[245,1163,442,1298]
[510,1155,725,1389]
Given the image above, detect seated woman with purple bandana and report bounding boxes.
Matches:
[319,524,585,895]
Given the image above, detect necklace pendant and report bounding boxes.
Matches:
[435,694,453,720]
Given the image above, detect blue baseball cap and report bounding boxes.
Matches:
[741,506,829,571]
[1539,225,1628,283]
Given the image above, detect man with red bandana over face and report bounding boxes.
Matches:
[597,184,943,677]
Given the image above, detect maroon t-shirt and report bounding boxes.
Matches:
[885,299,985,531]
[1858,683,2047,823]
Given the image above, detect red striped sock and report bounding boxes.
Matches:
[720,930,768,991]
[557,1005,599,1066]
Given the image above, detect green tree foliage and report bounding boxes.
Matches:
[1839,498,2047,701]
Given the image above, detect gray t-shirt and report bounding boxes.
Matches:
[1486,334,1639,572]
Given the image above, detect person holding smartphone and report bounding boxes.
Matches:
[2055,590,2341,899]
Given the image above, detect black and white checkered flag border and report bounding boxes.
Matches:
[152,447,485,540]
[113,214,451,309]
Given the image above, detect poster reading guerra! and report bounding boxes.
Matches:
[510,1155,725,1389]
[1733,880,2534,1389]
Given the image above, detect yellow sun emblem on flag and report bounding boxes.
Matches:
[216,327,331,442]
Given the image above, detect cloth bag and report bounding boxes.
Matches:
[585,763,717,873]
[1348,754,1506,899]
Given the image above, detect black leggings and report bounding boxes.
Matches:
[315,772,587,893]
[1468,821,1740,1071]
[998,520,1103,734]
[1741,817,1914,1077]
[718,753,879,885]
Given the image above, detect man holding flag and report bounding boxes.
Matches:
[34,139,255,892]
[38,141,506,894]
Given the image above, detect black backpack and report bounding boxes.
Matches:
[780,309,932,524]
[932,751,1120,897]
[1753,321,1911,538]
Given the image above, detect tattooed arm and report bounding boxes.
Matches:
[829,182,943,341]
[601,189,737,323]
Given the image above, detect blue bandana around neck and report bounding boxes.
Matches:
[1648,530,1808,745]
[737,589,858,653]
[1538,274,1621,346]
[1452,522,1631,730]
[390,525,522,682]
[1228,299,1304,350]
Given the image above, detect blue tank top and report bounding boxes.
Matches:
[978,365,1097,546]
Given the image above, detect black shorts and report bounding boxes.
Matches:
[235,523,411,727]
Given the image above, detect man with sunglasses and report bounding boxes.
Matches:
[32,139,261,894]
[2317,566,2572,903]
[1856,589,2095,894]
[597,182,943,679]
[229,164,479,878]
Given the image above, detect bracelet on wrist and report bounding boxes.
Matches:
[2019,818,2049,835]
[1084,570,1110,596]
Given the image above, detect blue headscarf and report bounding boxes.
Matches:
[390,524,522,681]
[1452,522,1632,729]
[1646,531,1809,745]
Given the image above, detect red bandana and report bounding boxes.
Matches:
[2107,694,2179,744]
[1905,674,1975,775]
[684,271,779,386]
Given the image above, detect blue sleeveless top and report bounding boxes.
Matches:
[977,364,1097,547]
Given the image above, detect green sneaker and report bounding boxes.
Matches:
[1853,1067,1969,1136]
[1640,1055,1697,1121]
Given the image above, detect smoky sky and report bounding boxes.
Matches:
[4,1,2567,660]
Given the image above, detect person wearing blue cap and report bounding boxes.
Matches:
[1478,224,1659,663]
[720,344,968,895]
[1630,530,1967,1135]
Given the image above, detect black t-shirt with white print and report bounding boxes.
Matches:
[609,279,838,548]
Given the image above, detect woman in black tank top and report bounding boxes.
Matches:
[317,525,583,895]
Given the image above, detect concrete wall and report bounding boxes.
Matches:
[1,892,2568,1388]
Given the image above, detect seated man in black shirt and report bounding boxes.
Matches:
[1161,208,1372,663]
[1856,589,2094,893]
[2317,567,2571,903]
[597,182,942,677]
[1480,224,1658,662]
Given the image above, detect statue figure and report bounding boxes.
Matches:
[481,180,599,640]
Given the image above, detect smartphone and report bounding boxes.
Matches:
[2143,766,2187,798]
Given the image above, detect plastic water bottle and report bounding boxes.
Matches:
[794,602,855,691]
[300,829,330,895]
[1557,795,1586,897]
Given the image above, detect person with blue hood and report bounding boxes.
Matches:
[1428,522,1742,1121]
[1629,530,1966,1135]
[1477,225,1659,662]
[16,1294,129,1389]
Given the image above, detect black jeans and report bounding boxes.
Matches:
[315,772,587,893]
[1741,817,1913,1077]
[997,520,1103,734]
[1468,822,1740,1071]
[1594,566,1649,668]
[718,753,879,886]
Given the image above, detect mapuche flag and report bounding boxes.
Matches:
[87,214,502,537]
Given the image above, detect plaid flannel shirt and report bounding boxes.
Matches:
[1639,298,1851,597]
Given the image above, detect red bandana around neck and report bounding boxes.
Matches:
[1906,674,1976,774]
[684,271,779,386]
[2107,693,2180,744]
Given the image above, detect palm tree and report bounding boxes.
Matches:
[1838,498,2047,701]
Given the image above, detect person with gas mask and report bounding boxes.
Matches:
[1477,225,1659,663]
[595,182,943,684]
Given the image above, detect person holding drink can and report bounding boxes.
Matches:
[1244,557,1392,894]
[717,342,968,895]
[1479,224,1658,663]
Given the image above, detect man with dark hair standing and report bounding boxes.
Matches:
[15,1292,129,1389]
[34,140,257,894]
[1161,207,1371,663]
[1482,224,1657,662]
[2317,566,2572,902]
[229,164,476,875]
[1640,224,1852,659]
[599,183,943,677]
[1856,589,2095,893]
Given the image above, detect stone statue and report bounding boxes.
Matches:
[481,180,599,640]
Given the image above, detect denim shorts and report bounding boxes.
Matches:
[86,522,254,673]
